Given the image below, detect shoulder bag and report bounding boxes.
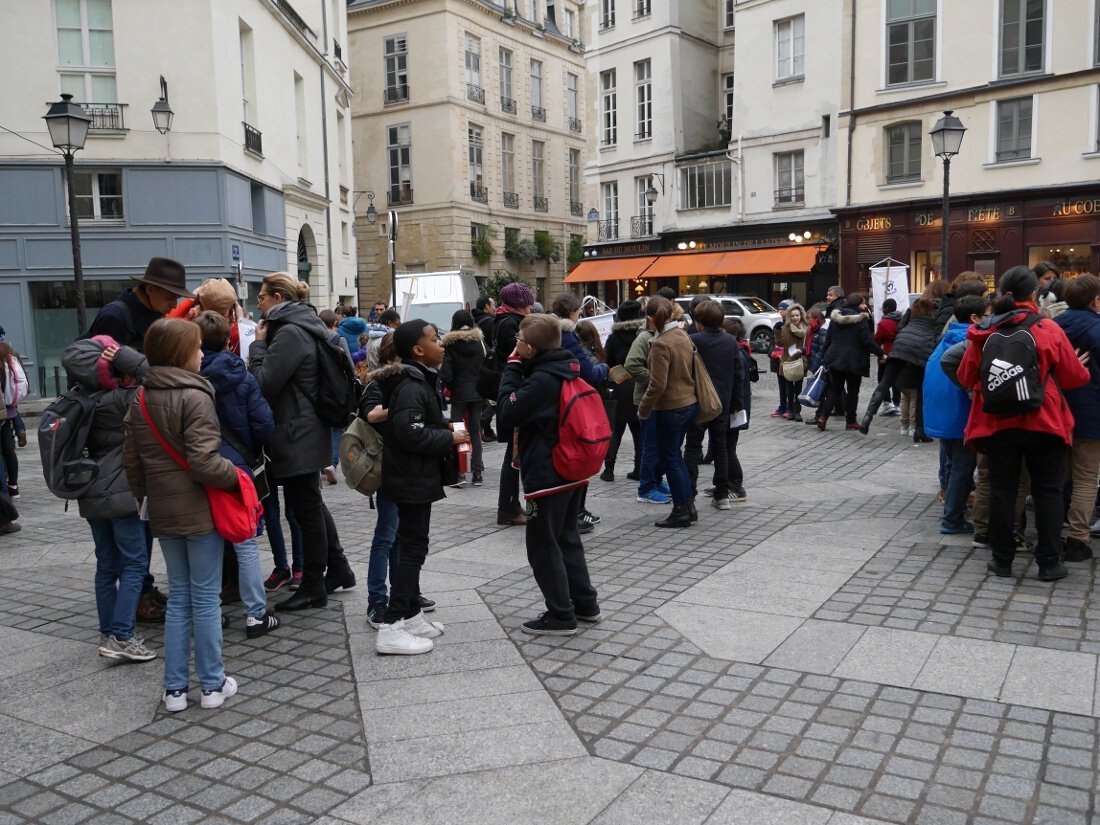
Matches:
[691,347,723,426]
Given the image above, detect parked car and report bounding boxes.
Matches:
[674,294,782,352]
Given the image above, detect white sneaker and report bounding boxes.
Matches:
[899,424,909,435]
[403,611,445,639]
[711,497,731,511]
[98,634,156,662]
[1090,517,1100,536]
[376,621,434,655]
[163,688,188,712]
[200,676,238,709]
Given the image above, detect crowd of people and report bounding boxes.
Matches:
[8,253,1100,711]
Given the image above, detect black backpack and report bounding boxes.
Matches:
[979,314,1047,417]
[39,386,105,499]
[310,334,360,427]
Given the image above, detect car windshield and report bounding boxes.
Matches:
[738,297,776,314]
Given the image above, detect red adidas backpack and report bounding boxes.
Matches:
[552,377,612,481]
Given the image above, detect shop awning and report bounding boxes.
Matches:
[643,251,727,278]
[564,256,658,283]
[712,245,819,275]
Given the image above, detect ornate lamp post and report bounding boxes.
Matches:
[930,111,966,280]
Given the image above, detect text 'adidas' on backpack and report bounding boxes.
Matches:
[338,415,383,498]
[312,334,360,427]
[552,377,612,482]
[979,314,1047,417]
[39,386,104,499]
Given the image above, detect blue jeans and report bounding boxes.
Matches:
[160,532,225,692]
[637,414,661,496]
[331,427,344,468]
[266,485,303,572]
[368,491,401,607]
[941,439,977,528]
[654,404,698,506]
[234,538,268,619]
[88,515,149,640]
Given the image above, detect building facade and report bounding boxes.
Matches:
[836,0,1100,294]
[573,0,843,308]
[0,0,356,392]
[347,0,588,307]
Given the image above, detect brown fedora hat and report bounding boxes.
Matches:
[131,257,194,299]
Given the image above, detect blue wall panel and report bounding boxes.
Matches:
[175,236,224,267]
[264,189,285,239]
[0,239,19,269]
[226,173,252,231]
[0,169,60,226]
[127,168,221,226]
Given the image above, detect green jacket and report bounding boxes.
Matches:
[624,327,655,406]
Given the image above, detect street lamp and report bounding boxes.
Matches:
[388,209,399,311]
[43,93,91,336]
[150,76,174,134]
[364,191,378,225]
[644,172,665,205]
[930,110,966,280]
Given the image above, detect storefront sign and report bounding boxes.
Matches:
[694,235,793,250]
[595,242,658,256]
[967,206,1012,222]
[1053,199,1100,216]
[855,216,892,231]
[913,211,939,227]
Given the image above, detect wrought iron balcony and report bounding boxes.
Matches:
[467,84,485,104]
[384,84,409,103]
[333,39,342,61]
[597,219,619,241]
[79,102,126,131]
[470,183,488,203]
[569,117,582,133]
[534,195,548,213]
[531,105,546,122]
[503,191,519,208]
[630,215,654,238]
[599,13,616,29]
[243,122,263,155]
[500,96,517,114]
[774,187,805,205]
[570,200,584,217]
[388,187,414,206]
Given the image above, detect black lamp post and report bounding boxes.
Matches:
[388,209,399,311]
[151,76,174,134]
[930,110,966,281]
[43,94,92,335]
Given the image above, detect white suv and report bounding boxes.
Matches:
[674,294,782,352]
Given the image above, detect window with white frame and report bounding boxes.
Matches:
[600,69,617,145]
[383,34,408,102]
[1000,0,1044,77]
[601,0,615,28]
[886,0,935,85]
[634,0,650,19]
[721,73,734,127]
[532,140,545,200]
[601,181,619,237]
[724,0,734,28]
[885,122,922,183]
[239,22,257,126]
[71,169,123,220]
[387,124,412,204]
[1095,0,1100,65]
[336,111,347,184]
[567,72,579,121]
[774,151,804,204]
[775,15,805,80]
[293,72,307,174]
[635,60,652,139]
[56,0,117,104]
[568,148,581,205]
[996,97,1033,161]
[501,132,515,197]
[530,60,544,115]
[561,7,575,37]
[499,48,513,108]
[465,33,481,88]
[468,124,484,195]
[679,160,733,210]
[634,176,653,236]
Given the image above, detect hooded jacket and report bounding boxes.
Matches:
[605,319,644,421]
[889,308,939,366]
[248,300,340,478]
[625,327,656,406]
[200,350,274,470]
[874,311,902,355]
[122,366,239,537]
[87,288,163,353]
[731,342,757,430]
[337,316,368,352]
[472,308,495,342]
[379,361,455,504]
[497,348,587,499]
[690,327,739,417]
[492,309,524,442]
[1054,307,1100,440]
[559,317,609,387]
[957,306,1089,447]
[440,326,486,406]
[821,308,883,377]
[922,322,972,441]
[639,324,696,418]
[805,320,827,373]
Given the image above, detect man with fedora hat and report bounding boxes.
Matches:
[88,257,193,353]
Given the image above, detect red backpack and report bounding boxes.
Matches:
[552,377,612,481]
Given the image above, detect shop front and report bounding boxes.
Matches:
[836,185,1100,297]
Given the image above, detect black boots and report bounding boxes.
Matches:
[858,413,873,436]
[655,505,692,528]
[324,558,357,593]
[600,462,615,482]
[276,589,328,611]
[688,501,698,522]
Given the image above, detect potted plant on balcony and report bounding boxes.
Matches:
[533,230,562,263]
[471,227,497,266]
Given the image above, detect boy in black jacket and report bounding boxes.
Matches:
[498,314,601,636]
[375,320,470,655]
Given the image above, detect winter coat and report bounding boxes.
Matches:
[492,310,524,442]
[940,339,969,388]
[639,324,696,418]
[922,322,972,441]
[379,361,454,504]
[1054,307,1100,441]
[498,348,587,499]
[200,350,274,470]
[625,327,655,406]
[805,321,827,373]
[889,309,939,366]
[874,311,901,355]
[248,300,337,478]
[122,366,239,537]
[440,327,486,406]
[776,323,809,375]
[336,316,368,353]
[87,288,165,353]
[473,308,495,343]
[2,357,27,418]
[357,362,401,420]
[605,319,643,422]
[957,306,1089,447]
[1044,301,1069,319]
[731,342,756,430]
[821,309,883,377]
[559,318,609,387]
[690,327,739,417]
[62,338,148,520]
[932,296,955,335]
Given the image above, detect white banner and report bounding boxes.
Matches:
[869,265,911,325]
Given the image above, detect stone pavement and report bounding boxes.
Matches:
[1,367,1099,824]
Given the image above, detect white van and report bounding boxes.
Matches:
[391,270,480,333]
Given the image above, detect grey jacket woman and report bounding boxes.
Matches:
[248,300,333,478]
[889,309,939,366]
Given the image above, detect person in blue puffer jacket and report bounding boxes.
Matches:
[924,296,987,535]
[335,307,368,353]
[194,311,280,639]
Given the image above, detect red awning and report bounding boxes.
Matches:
[711,245,819,274]
[564,256,658,283]
[642,252,727,278]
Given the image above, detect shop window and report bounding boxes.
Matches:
[995,97,1033,161]
[885,122,922,183]
[32,278,130,386]
[999,0,1044,78]
[1029,246,1093,278]
[679,160,733,210]
[912,250,942,289]
[886,0,935,86]
[70,169,123,221]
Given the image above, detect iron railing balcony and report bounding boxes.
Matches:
[243,122,263,155]
[500,96,517,114]
[570,200,584,217]
[79,102,126,130]
[774,187,805,205]
[467,84,485,104]
[384,84,409,103]
[531,105,546,122]
[597,219,619,241]
[470,182,488,203]
[388,187,414,206]
[569,117,582,133]
[533,195,548,212]
[630,215,654,238]
[503,191,519,208]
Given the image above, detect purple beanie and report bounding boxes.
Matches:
[499,282,535,309]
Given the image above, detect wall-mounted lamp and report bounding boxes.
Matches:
[644,172,666,205]
[364,191,377,225]
[150,76,174,134]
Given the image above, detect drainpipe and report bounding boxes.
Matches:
[724,134,744,224]
[320,3,335,306]
[844,0,857,207]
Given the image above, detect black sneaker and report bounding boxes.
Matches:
[577,520,594,534]
[245,612,281,639]
[599,468,615,482]
[1038,562,1068,582]
[579,510,601,526]
[472,473,483,486]
[1063,537,1093,562]
[986,558,1013,578]
[417,595,436,613]
[521,613,577,636]
[366,603,387,629]
[972,534,991,548]
[626,470,640,481]
[575,609,602,624]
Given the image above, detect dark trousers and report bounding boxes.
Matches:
[820,372,863,425]
[480,404,496,434]
[526,487,598,621]
[780,378,803,417]
[876,361,902,405]
[449,399,484,474]
[727,429,743,491]
[941,439,977,528]
[276,472,345,595]
[685,417,729,499]
[607,417,640,472]
[385,502,432,623]
[867,360,924,432]
[0,421,17,486]
[497,439,522,518]
[985,432,1064,568]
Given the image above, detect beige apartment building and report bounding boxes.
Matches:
[347,0,589,307]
